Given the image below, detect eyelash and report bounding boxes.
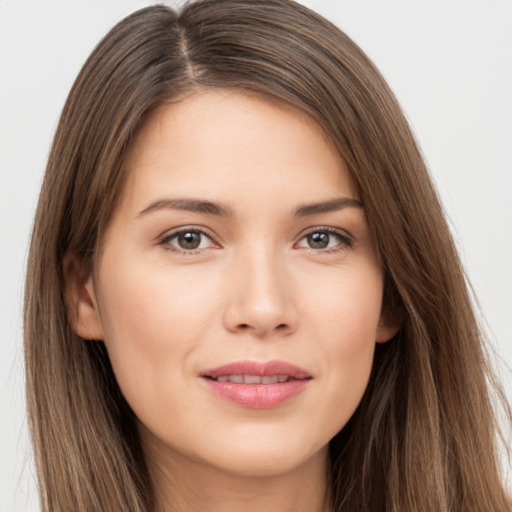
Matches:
[158,226,219,255]
[157,226,354,255]
[297,226,354,253]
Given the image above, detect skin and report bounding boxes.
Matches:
[67,90,397,512]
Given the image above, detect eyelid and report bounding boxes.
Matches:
[295,226,354,251]
[157,225,221,254]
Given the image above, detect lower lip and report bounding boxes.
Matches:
[203,378,309,409]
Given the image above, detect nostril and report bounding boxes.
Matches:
[236,322,289,334]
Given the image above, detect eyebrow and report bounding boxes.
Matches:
[138,198,233,217]
[293,197,363,217]
[137,196,363,218]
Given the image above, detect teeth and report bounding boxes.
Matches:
[244,375,261,384]
[213,375,290,384]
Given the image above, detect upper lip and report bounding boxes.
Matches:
[200,360,311,380]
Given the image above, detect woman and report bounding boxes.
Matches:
[24,0,511,510]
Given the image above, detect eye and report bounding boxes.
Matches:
[296,228,353,251]
[159,228,217,253]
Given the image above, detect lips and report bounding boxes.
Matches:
[212,374,290,384]
[200,360,311,409]
[201,360,311,379]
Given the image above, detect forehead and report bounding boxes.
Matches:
[119,89,357,215]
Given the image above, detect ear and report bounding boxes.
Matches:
[375,313,401,344]
[63,254,104,340]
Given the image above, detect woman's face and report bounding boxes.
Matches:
[73,90,395,478]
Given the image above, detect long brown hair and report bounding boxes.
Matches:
[24,1,511,510]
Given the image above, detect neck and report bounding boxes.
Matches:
[143,436,332,512]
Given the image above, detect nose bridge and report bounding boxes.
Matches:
[224,240,296,337]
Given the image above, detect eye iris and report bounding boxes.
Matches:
[178,231,201,249]
[307,232,330,249]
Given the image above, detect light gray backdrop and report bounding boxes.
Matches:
[1,1,510,510]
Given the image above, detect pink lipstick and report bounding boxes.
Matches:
[200,360,311,409]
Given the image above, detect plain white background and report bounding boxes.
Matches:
[1,1,511,509]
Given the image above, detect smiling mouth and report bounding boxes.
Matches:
[200,360,311,408]
[200,360,311,382]
[207,374,295,384]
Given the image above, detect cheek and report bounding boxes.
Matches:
[307,262,383,350]
[95,257,219,411]
[305,268,382,430]
[98,253,219,341]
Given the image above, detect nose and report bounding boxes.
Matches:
[223,246,298,338]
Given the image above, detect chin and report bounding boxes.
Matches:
[195,429,330,478]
